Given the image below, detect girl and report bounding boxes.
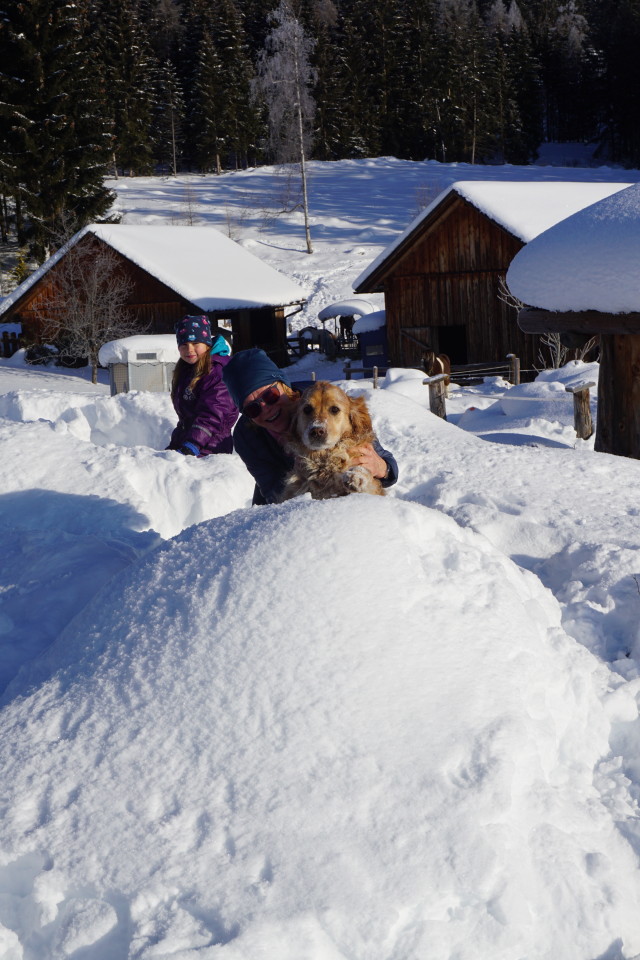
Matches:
[168,315,237,456]
[222,347,397,503]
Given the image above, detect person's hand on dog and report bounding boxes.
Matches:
[349,443,388,479]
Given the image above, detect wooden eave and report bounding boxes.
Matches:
[518,307,640,336]
[354,191,520,294]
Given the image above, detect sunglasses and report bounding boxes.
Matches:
[242,385,282,419]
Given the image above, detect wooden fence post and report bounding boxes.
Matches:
[423,373,448,419]
[565,381,595,440]
[507,354,521,385]
[344,360,351,380]
[373,366,378,389]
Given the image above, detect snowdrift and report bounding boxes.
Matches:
[1,497,639,960]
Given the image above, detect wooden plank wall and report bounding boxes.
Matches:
[384,197,541,371]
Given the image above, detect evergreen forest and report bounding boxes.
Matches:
[2,0,640,261]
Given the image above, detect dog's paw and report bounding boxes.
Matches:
[342,465,374,493]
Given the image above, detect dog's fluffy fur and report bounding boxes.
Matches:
[282,381,384,500]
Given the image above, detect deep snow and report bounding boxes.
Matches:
[507,182,640,312]
[2,157,640,960]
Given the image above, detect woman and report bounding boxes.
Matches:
[222,347,398,504]
[168,315,237,456]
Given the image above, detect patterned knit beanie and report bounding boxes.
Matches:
[175,315,213,347]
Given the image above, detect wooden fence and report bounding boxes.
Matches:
[450,354,521,386]
[343,361,387,387]
[424,372,595,441]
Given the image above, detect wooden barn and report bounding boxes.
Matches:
[0,225,308,366]
[353,181,631,371]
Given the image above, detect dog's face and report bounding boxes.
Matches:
[290,382,373,451]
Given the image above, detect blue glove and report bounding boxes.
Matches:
[179,442,200,457]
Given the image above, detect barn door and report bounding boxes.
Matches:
[436,325,468,364]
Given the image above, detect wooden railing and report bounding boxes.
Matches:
[343,361,387,387]
[424,371,596,441]
[450,354,521,385]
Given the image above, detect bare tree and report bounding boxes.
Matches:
[35,235,137,383]
[498,277,564,370]
[536,331,568,370]
[574,335,598,362]
[253,0,316,254]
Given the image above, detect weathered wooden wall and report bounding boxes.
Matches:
[595,333,640,458]
[377,197,540,370]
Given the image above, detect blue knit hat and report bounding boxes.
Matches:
[222,348,291,409]
[175,315,213,347]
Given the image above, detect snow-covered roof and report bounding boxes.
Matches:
[318,298,376,320]
[507,183,640,313]
[353,310,386,334]
[0,321,21,334]
[354,180,632,290]
[98,334,179,366]
[0,225,308,318]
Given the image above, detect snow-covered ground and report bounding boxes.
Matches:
[107,156,640,331]
[2,158,640,960]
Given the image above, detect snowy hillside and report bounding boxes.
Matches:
[107,157,640,330]
[2,157,640,960]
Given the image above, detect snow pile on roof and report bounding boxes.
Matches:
[353,309,386,333]
[507,183,640,313]
[98,334,179,366]
[0,225,309,319]
[93,225,308,310]
[2,496,640,959]
[354,181,632,290]
[318,298,376,320]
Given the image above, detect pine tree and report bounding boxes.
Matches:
[386,0,441,159]
[90,0,160,175]
[181,0,259,172]
[153,60,186,174]
[309,0,348,160]
[593,0,640,164]
[485,0,543,162]
[192,27,226,172]
[212,0,259,169]
[0,0,115,259]
[432,0,496,163]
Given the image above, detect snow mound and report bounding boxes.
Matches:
[1,497,639,959]
[0,387,176,449]
[506,183,640,312]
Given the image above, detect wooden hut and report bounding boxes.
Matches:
[507,182,640,459]
[353,181,632,371]
[0,225,308,366]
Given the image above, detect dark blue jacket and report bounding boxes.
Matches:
[169,354,237,455]
[233,414,398,505]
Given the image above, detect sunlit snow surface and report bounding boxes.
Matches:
[3,158,640,959]
[507,183,640,312]
[2,497,640,959]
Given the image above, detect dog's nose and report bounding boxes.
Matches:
[309,424,327,440]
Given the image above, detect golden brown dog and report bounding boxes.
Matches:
[282,381,385,500]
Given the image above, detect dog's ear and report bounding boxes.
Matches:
[348,395,374,438]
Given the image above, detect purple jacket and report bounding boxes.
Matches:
[169,354,237,455]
